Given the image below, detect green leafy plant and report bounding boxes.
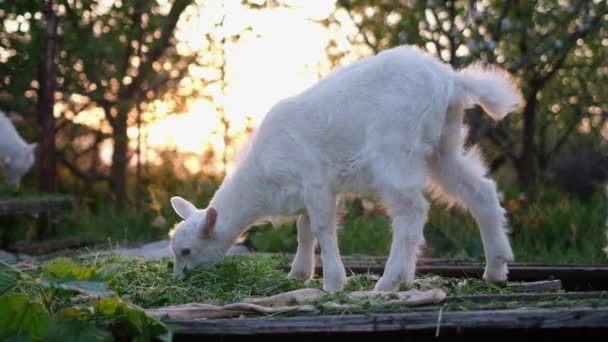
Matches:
[0,259,171,341]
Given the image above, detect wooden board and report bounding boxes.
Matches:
[0,196,74,216]
[276,264,608,291]
[166,254,608,339]
[267,253,608,268]
[168,307,608,337]
[447,290,608,304]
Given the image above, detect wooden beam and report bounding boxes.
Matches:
[447,291,608,304]
[0,197,74,216]
[167,307,608,336]
[277,264,608,291]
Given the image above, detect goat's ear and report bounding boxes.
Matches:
[201,207,217,238]
[170,196,197,219]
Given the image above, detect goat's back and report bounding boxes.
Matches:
[242,46,457,191]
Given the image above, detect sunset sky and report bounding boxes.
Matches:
[138,0,350,173]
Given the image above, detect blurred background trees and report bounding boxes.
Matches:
[325,0,608,201]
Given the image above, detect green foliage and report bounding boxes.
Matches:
[1,257,171,341]
[0,294,51,341]
[46,315,112,342]
[248,222,298,253]
[507,187,608,263]
[0,261,20,295]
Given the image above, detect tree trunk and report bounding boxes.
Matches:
[36,0,58,239]
[517,86,539,201]
[110,108,129,209]
[135,105,142,212]
[39,1,58,194]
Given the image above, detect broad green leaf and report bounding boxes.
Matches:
[38,280,111,297]
[43,258,100,282]
[0,261,21,295]
[46,316,112,342]
[96,297,171,342]
[0,294,50,341]
[54,306,94,320]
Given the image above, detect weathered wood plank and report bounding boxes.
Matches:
[415,265,608,291]
[0,196,74,216]
[277,264,608,291]
[8,237,91,255]
[167,307,608,336]
[263,252,608,268]
[504,279,562,292]
[447,291,608,304]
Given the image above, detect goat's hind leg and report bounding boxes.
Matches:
[428,146,514,283]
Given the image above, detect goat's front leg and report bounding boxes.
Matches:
[304,189,346,293]
[288,214,316,281]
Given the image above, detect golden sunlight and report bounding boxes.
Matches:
[143,0,338,174]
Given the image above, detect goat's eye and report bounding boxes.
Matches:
[181,248,191,256]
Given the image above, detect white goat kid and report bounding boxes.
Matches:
[169,45,522,293]
[0,111,37,190]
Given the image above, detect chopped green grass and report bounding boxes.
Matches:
[10,253,608,318]
[103,254,303,307]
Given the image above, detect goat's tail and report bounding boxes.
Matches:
[454,62,523,121]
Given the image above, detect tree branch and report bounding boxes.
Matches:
[124,0,193,101]
[548,119,579,158]
[447,1,457,66]
[59,154,110,182]
[533,5,604,87]
[425,7,447,62]
[101,101,116,128]
[485,126,518,163]
[339,1,379,54]
[118,0,146,100]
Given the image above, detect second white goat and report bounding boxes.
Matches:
[0,110,36,190]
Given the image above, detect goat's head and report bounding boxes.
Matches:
[169,196,226,278]
[3,142,36,190]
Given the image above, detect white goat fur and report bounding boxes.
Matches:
[0,110,36,189]
[169,45,523,292]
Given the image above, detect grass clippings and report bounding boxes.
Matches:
[13,253,607,312]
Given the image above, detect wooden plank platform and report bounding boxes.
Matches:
[165,257,608,340]
[277,264,608,291]
[266,253,608,268]
[0,196,74,216]
[168,307,608,340]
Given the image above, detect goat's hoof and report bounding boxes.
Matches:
[373,277,400,292]
[323,275,346,293]
[483,262,509,286]
[287,270,312,281]
[323,283,344,293]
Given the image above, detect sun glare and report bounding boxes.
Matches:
[139,0,337,173]
[53,1,344,174]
